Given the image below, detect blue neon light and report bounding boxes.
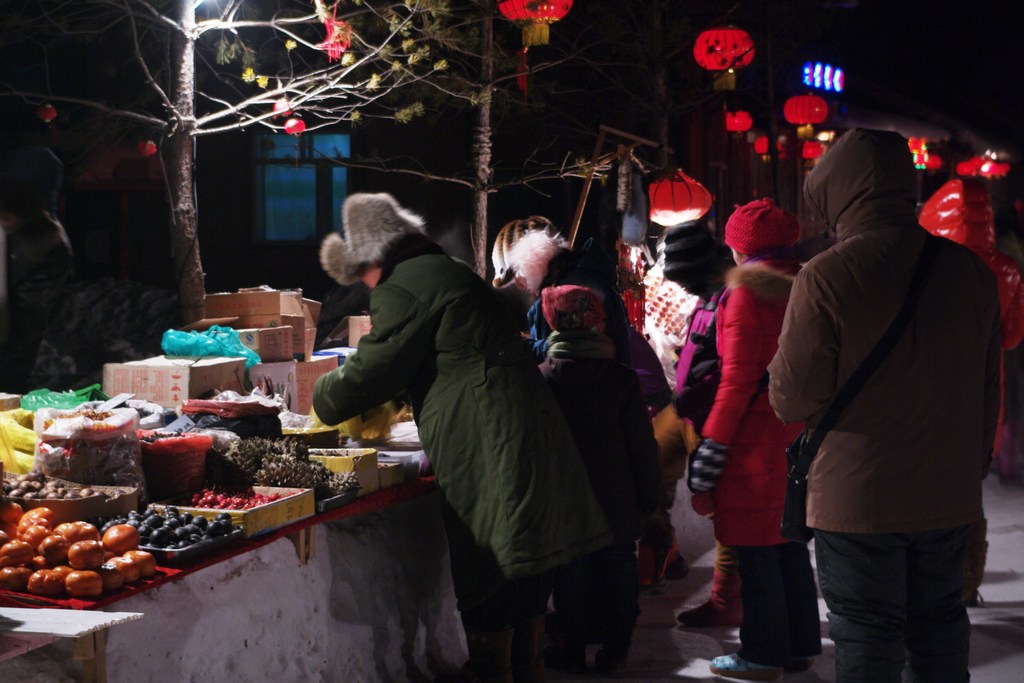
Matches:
[802,61,844,92]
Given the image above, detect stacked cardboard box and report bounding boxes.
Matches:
[203,287,321,361]
[101,356,246,408]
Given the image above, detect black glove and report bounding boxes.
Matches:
[687,438,728,493]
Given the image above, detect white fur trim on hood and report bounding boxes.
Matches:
[504,229,568,295]
[319,192,426,285]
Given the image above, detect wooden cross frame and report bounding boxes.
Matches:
[567,124,672,248]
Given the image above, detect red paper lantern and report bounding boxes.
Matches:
[981,160,1011,178]
[924,154,943,171]
[36,103,57,123]
[273,98,292,117]
[783,94,828,125]
[693,27,755,71]
[137,140,157,158]
[284,118,306,136]
[648,171,713,227]
[498,0,573,46]
[725,110,753,132]
[956,158,983,176]
[801,140,824,159]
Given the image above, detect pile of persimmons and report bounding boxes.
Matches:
[0,501,156,599]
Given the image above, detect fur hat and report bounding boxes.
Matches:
[724,198,800,255]
[491,216,567,290]
[662,221,725,296]
[542,285,605,332]
[320,192,426,285]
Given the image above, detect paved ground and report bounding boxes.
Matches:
[548,473,1024,682]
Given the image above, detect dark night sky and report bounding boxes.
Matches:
[823,0,1024,154]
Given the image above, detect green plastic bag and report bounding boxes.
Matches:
[20,383,109,411]
[161,325,262,367]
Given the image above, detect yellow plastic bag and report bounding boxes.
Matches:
[337,403,397,441]
[1,409,37,474]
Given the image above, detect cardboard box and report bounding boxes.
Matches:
[0,393,21,411]
[378,462,405,490]
[247,355,338,415]
[203,287,320,360]
[153,486,314,538]
[236,327,293,363]
[309,448,379,497]
[102,355,246,409]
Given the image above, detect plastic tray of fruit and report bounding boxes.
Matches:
[152,486,315,538]
[315,489,358,514]
[98,507,244,566]
[140,528,244,565]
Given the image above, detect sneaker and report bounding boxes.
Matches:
[709,653,783,681]
[783,656,814,672]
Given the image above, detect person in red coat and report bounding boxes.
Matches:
[686,198,821,680]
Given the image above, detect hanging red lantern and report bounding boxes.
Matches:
[754,136,769,155]
[923,154,943,171]
[648,171,713,227]
[498,0,573,47]
[981,160,1011,178]
[273,98,292,117]
[801,140,824,159]
[725,110,753,133]
[36,103,57,123]
[284,118,306,136]
[137,140,157,158]
[693,27,755,71]
[783,94,829,125]
[956,157,983,177]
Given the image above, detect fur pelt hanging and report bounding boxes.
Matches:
[597,161,650,250]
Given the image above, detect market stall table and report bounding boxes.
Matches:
[0,477,467,682]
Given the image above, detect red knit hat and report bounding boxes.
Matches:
[542,285,605,333]
[724,197,800,255]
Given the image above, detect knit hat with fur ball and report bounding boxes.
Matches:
[724,197,800,255]
[662,221,725,296]
[542,285,606,333]
[320,192,426,285]
[491,216,568,291]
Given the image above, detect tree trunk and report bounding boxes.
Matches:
[470,10,495,279]
[166,0,205,324]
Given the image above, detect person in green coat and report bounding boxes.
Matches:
[313,192,612,683]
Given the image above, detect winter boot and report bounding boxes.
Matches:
[962,517,988,606]
[510,616,545,683]
[457,628,514,683]
[676,569,743,627]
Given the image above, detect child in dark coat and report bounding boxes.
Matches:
[538,284,661,674]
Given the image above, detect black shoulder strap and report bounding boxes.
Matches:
[801,234,940,456]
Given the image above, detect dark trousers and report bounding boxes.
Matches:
[736,542,822,667]
[814,526,971,683]
[461,572,553,632]
[551,542,640,655]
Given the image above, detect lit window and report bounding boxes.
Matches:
[254,132,350,242]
